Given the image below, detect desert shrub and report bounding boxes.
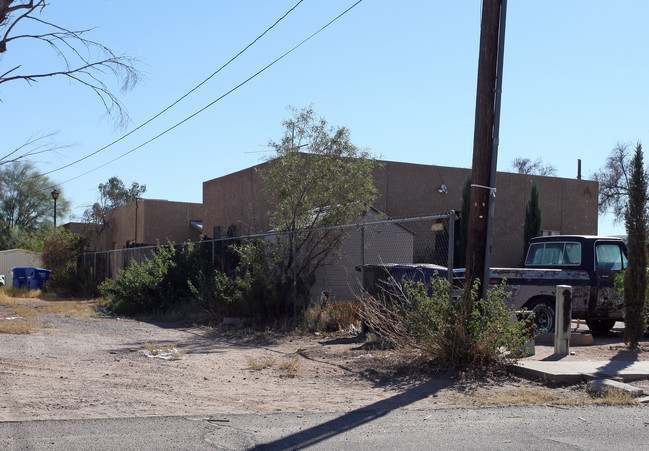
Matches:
[188,268,242,318]
[100,243,207,314]
[100,244,177,313]
[100,240,239,316]
[41,229,95,297]
[363,277,529,369]
[233,240,293,320]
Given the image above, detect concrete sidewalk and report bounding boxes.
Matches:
[510,359,649,383]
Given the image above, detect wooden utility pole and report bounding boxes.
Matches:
[464,0,507,301]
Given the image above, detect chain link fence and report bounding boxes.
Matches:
[79,212,457,303]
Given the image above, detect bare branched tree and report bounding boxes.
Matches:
[0,132,69,166]
[591,142,648,222]
[511,157,557,176]
[0,0,140,127]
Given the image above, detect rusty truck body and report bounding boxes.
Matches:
[490,235,627,333]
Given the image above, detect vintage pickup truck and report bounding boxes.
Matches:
[362,235,628,333]
[490,235,627,333]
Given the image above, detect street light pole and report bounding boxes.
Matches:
[51,189,59,227]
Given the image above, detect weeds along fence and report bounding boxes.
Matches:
[78,211,457,303]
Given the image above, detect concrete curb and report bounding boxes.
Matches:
[586,379,644,397]
[509,360,649,384]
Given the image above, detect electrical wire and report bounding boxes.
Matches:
[39,0,306,178]
[53,0,364,188]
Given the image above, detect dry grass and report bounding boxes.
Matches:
[0,291,16,305]
[247,354,301,376]
[277,356,301,377]
[247,355,277,370]
[0,305,39,334]
[457,387,638,407]
[2,287,43,299]
[0,297,99,334]
[41,301,95,317]
[0,318,35,334]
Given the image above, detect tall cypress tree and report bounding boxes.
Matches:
[524,182,542,247]
[623,142,648,348]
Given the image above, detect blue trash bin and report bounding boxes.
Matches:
[12,267,53,290]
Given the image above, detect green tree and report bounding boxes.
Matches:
[524,182,542,246]
[258,106,378,312]
[82,176,146,235]
[0,161,69,249]
[623,142,648,348]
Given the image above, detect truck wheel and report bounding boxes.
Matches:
[586,319,615,335]
[528,299,555,333]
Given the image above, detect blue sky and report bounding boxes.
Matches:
[3,1,648,236]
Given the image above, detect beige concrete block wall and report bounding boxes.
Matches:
[200,157,599,268]
[202,165,270,238]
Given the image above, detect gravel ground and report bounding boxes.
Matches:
[0,297,647,422]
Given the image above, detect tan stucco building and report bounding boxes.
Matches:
[72,158,598,271]
[69,199,203,251]
[202,159,599,267]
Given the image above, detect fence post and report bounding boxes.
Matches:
[447,210,456,286]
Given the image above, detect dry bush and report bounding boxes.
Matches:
[309,299,362,332]
[362,278,529,369]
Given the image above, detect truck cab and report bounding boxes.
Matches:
[504,235,628,333]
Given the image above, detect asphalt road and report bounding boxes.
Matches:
[1,405,647,450]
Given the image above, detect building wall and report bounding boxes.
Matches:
[201,158,599,268]
[72,199,202,251]
[202,165,270,238]
[138,200,203,246]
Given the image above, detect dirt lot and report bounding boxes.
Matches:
[0,297,647,422]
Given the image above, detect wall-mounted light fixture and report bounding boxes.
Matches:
[438,184,449,194]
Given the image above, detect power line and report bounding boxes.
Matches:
[39,0,306,178]
[53,0,364,189]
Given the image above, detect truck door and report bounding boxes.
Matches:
[593,242,627,316]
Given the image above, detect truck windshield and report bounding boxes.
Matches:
[595,243,627,270]
[526,242,581,266]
